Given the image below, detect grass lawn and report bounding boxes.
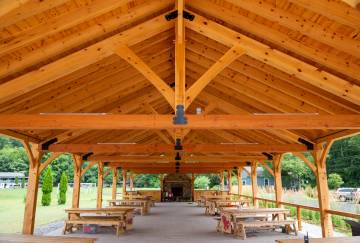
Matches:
[0,187,114,233]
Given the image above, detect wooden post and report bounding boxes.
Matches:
[191,173,195,201]
[122,169,127,198]
[273,155,283,208]
[72,154,82,209]
[96,162,104,208]
[112,167,118,200]
[160,174,164,202]
[297,206,302,231]
[22,141,43,235]
[251,162,258,207]
[237,167,243,196]
[129,172,134,191]
[228,169,232,193]
[220,171,224,191]
[314,141,334,237]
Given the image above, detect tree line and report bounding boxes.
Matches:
[0,135,359,189]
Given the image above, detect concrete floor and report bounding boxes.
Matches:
[50,202,303,243]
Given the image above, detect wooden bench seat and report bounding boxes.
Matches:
[234,220,297,240]
[63,217,125,236]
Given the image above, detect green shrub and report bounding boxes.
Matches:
[58,172,68,205]
[21,177,25,188]
[328,173,344,189]
[41,167,53,206]
[195,175,210,189]
[15,176,19,185]
[314,211,320,223]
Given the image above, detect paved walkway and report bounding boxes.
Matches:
[48,202,305,242]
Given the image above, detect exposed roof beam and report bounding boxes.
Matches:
[115,44,175,109]
[185,45,245,108]
[315,129,360,143]
[0,0,135,56]
[287,0,360,29]
[0,11,174,105]
[175,0,186,109]
[0,130,41,143]
[45,143,308,153]
[1,114,359,130]
[185,10,360,106]
[91,155,264,162]
[0,0,68,28]
[225,0,360,58]
[0,0,31,19]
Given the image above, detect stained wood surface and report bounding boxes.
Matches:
[0,234,96,243]
[276,236,360,243]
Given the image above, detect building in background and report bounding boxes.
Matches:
[0,172,26,189]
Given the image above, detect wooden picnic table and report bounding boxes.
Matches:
[276,236,360,243]
[108,199,150,215]
[206,199,251,216]
[0,234,96,243]
[65,207,135,232]
[217,208,291,234]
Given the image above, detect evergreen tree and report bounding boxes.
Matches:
[41,167,53,206]
[58,172,68,205]
[21,177,25,188]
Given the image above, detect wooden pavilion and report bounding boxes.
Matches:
[0,0,360,239]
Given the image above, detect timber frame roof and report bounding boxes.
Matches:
[0,0,360,173]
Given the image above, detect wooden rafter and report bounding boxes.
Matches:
[287,0,360,29]
[185,10,360,105]
[0,11,174,105]
[225,0,360,58]
[0,0,136,56]
[185,45,245,108]
[188,0,360,80]
[1,114,359,130]
[115,44,175,109]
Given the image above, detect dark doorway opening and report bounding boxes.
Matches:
[172,186,183,200]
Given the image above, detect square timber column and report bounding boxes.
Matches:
[251,161,258,207]
[97,162,104,208]
[112,167,118,200]
[228,170,232,193]
[22,142,43,235]
[129,173,134,191]
[191,173,195,201]
[122,169,127,197]
[273,155,283,208]
[314,141,334,237]
[220,171,224,191]
[237,167,243,196]
[72,155,82,209]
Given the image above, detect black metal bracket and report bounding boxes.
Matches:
[183,11,195,21]
[41,138,58,150]
[298,138,314,150]
[175,152,181,161]
[174,138,183,150]
[82,152,94,161]
[262,152,273,160]
[175,162,180,167]
[173,105,188,125]
[165,10,195,21]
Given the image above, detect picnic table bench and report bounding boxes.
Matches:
[217,208,297,240]
[123,195,155,207]
[206,200,251,216]
[64,207,135,235]
[0,234,96,243]
[108,199,150,215]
